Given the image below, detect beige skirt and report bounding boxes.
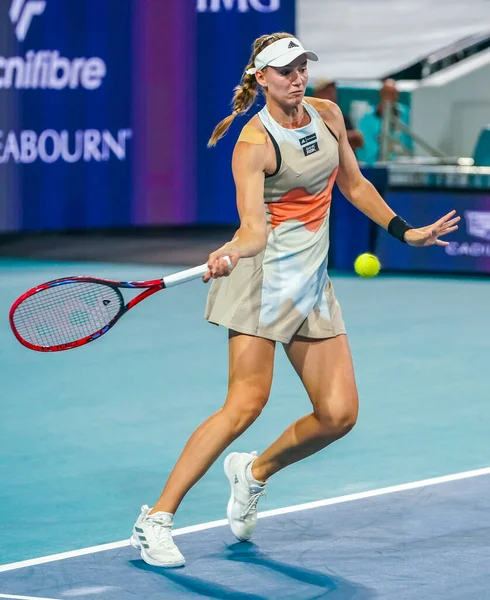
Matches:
[204,254,346,344]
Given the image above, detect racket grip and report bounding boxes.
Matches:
[163,256,232,288]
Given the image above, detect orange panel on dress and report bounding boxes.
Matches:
[269,167,338,232]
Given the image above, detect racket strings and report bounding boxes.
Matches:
[12,282,123,348]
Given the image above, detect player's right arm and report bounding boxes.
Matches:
[204,125,269,281]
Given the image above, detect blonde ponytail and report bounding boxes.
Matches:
[207,72,259,147]
[207,31,295,148]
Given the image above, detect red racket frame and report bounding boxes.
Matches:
[9,276,166,352]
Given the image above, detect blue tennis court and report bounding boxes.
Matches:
[1,259,489,599]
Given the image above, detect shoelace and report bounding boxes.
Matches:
[240,488,266,519]
[145,517,175,549]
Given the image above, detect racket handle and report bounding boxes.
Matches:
[162,256,232,288]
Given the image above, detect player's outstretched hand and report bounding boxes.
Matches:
[203,244,240,282]
[404,210,460,247]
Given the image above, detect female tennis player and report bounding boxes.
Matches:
[130,32,459,567]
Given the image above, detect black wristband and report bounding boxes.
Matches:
[388,215,412,243]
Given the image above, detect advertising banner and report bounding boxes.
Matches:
[375,190,490,274]
[0,0,133,231]
[0,0,296,232]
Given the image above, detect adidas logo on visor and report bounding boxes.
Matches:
[288,40,299,49]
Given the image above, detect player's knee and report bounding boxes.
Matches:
[335,407,357,437]
[223,386,269,433]
[331,402,358,437]
[228,402,265,434]
[240,400,265,429]
[317,394,358,439]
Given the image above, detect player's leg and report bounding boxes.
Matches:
[152,331,275,515]
[251,334,358,482]
[132,331,275,567]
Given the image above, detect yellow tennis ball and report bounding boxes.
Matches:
[354,253,381,278]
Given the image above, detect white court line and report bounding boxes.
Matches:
[0,594,61,600]
[0,465,489,575]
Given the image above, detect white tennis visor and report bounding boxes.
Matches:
[246,37,318,75]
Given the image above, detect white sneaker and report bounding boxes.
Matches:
[224,451,266,541]
[130,504,151,550]
[130,508,185,568]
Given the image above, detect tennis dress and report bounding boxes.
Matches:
[205,101,346,344]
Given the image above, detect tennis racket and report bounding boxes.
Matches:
[9,257,230,353]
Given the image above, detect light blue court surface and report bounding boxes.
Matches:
[1,259,490,598]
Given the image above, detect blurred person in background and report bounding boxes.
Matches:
[313,79,364,152]
[356,78,411,165]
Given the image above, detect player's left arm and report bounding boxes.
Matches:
[317,99,460,247]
